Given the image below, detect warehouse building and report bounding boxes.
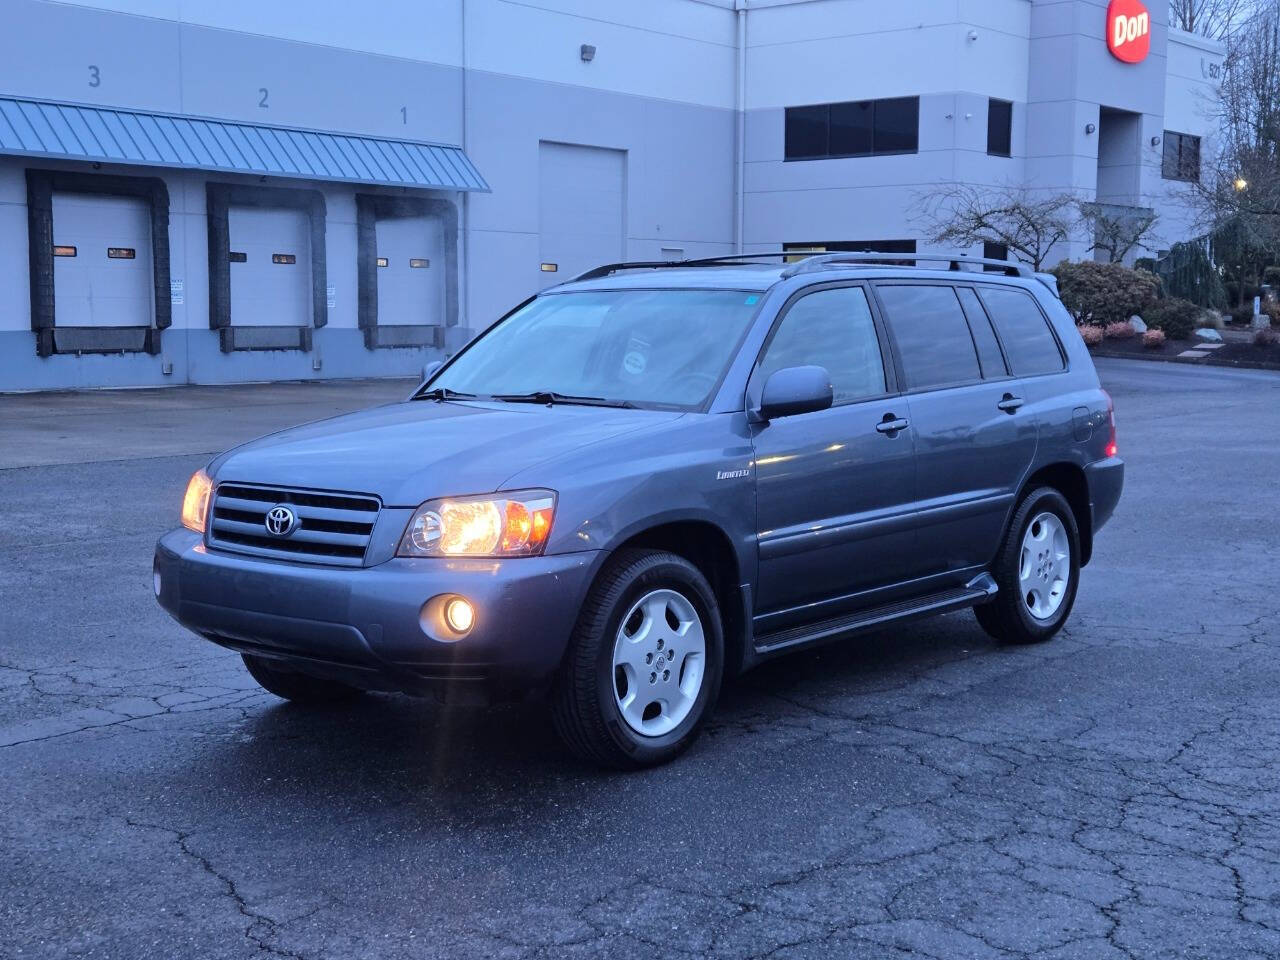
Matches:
[0,0,1223,391]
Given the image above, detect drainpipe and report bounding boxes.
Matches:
[735,0,746,254]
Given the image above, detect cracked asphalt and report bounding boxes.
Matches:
[2,359,1278,960]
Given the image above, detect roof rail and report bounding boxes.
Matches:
[564,252,791,284]
[780,252,1035,279]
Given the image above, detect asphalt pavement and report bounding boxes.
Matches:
[2,359,1278,959]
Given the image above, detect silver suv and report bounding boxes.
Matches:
[155,253,1123,768]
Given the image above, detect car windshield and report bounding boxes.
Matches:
[425,288,764,410]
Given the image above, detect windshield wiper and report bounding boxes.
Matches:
[492,391,637,409]
[413,387,480,402]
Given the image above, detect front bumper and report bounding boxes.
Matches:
[154,529,602,700]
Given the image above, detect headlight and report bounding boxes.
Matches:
[398,490,556,558]
[181,469,213,534]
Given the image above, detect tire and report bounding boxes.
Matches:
[975,487,1081,645]
[241,653,365,705]
[551,549,724,769]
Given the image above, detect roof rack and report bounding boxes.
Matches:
[566,253,791,284]
[780,252,1035,279]
[562,250,1040,286]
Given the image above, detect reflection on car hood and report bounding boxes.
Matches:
[210,400,682,506]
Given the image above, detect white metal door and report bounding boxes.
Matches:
[228,206,310,327]
[51,193,153,327]
[375,215,444,325]
[538,142,625,288]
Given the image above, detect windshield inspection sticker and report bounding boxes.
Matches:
[622,350,648,376]
[744,295,759,305]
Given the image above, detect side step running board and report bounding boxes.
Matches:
[753,573,998,656]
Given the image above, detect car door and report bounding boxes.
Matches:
[873,281,1038,581]
[750,282,918,632]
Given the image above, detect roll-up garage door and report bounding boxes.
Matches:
[228,206,311,327]
[52,193,153,327]
[538,142,625,287]
[375,215,445,326]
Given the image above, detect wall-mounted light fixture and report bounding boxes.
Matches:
[1085,123,1097,135]
[580,44,596,62]
[967,29,979,42]
[1150,135,1162,147]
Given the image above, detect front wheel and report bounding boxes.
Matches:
[975,487,1081,645]
[551,549,724,769]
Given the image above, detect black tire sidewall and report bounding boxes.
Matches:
[590,556,724,765]
[1006,489,1081,639]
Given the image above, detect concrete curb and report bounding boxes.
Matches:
[1089,347,1280,373]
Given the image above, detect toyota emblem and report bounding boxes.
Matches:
[264,505,298,537]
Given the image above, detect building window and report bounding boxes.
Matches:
[1162,132,1200,182]
[987,99,1013,157]
[983,241,1009,271]
[783,240,916,265]
[784,97,919,160]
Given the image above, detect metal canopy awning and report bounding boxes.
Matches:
[0,96,489,192]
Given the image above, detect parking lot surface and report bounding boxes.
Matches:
[3,359,1279,959]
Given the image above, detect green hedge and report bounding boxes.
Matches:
[1145,298,1201,340]
[1052,261,1159,327]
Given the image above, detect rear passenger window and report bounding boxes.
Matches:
[876,285,981,390]
[758,286,886,403]
[955,287,1008,378]
[978,287,1065,376]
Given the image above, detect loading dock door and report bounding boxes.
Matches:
[228,206,311,327]
[538,142,625,287]
[51,193,153,327]
[375,214,444,326]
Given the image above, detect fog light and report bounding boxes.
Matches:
[444,597,475,634]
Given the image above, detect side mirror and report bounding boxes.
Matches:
[421,359,444,382]
[755,365,833,421]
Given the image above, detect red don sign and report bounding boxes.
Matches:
[1107,0,1151,63]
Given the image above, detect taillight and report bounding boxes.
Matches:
[1102,390,1117,458]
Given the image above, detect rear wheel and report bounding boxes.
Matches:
[241,654,364,705]
[551,549,724,769]
[976,487,1080,645]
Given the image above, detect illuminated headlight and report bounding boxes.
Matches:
[398,490,556,558]
[181,469,213,534]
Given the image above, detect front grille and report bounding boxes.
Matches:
[208,483,381,566]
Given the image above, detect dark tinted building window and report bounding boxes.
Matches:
[784,98,919,160]
[987,99,1013,156]
[978,287,1065,376]
[759,287,886,403]
[1162,132,1200,182]
[983,241,1010,272]
[955,287,1008,378]
[877,285,981,390]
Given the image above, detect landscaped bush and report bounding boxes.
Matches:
[1256,327,1280,346]
[1052,261,1159,327]
[1199,311,1225,330]
[1104,321,1136,339]
[1265,301,1280,324]
[1078,324,1104,347]
[1142,329,1166,348]
[1144,298,1200,340]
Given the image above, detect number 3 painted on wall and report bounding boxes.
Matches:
[89,65,100,87]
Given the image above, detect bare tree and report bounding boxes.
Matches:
[1077,202,1161,263]
[913,183,1075,270]
[1168,0,1256,38]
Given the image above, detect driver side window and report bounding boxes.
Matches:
[758,286,886,403]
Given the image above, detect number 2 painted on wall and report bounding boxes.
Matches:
[88,65,100,87]
[259,88,269,108]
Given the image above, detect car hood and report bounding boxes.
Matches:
[210,400,682,506]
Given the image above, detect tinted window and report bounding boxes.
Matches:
[830,100,873,156]
[955,287,1008,378]
[784,105,828,159]
[987,99,1012,156]
[977,287,1065,376]
[877,285,981,390]
[983,241,1010,272]
[759,287,886,403]
[875,97,919,154]
[1162,131,1200,182]
[784,98,919,160]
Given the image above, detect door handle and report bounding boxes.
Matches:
[997,394,1025,413]
[876,416,910,435]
